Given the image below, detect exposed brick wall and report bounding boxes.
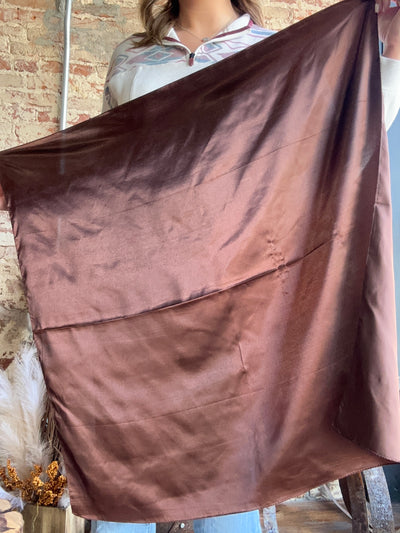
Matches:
[0,0,336,365]
[0,0,142,150]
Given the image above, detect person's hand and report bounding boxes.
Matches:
[0,185,6,210]
[377,0,400,59]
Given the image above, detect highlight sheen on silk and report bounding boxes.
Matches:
[1,0,400,523]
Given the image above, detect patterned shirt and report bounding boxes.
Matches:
[103,16,273,109]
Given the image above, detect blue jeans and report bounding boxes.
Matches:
[91,510,261,533]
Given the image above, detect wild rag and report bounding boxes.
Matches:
[1,0,400,522]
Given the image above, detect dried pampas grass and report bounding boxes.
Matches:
[0,345,68,509]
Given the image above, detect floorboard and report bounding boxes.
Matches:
[275,500,400,532]
[157,501,400,532]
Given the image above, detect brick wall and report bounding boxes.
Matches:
[0,0,336,367]
[0,0,142,150]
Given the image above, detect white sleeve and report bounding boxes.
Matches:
[381,55,400,130]
[102,49,119,113]
[102,82,118,113]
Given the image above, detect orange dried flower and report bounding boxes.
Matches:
[0,459,67,507]
[46,461,58,481]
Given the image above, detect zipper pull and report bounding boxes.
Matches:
[188,52,195,66]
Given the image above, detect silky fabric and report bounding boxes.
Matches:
[1,0,400,523]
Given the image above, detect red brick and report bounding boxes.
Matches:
[14,122,57,145]
[0,73,24,88]
[19,8,39,22]
[75,113,91,124]
[0,59,11,70]
[70,63,94,76]
[1,7,38,22]
[26,91,58,106]
[6,103,36,122]
[14,60,38,73]
[0,8,20,21]
[37,111,50,122]
[42,60,62,73]
[38,110,57,123]
[6,0,53,9]
[25,77,36,90]
[120,7,141,21]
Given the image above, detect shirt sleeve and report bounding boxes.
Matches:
[102,83,118,113]
[102,50,119,113]
[381,55,400,130]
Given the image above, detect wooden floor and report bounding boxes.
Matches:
[158,501,400,532]
[275,501,353,532]
[274,500,400,532]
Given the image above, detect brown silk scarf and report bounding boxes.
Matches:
[1,0,400,522]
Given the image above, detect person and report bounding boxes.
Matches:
[92,1,400,532]
[102,0,400,128]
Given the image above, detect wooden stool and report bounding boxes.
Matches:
[340,467,395,533]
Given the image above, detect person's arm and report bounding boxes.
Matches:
[102,73,119,113]
[101,44,129,113]
[378,4,400,59]
[378,3,400,129]
[381,55,400,129]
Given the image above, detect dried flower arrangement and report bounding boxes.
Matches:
[0,346,69,510]
[0,460,67,507]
